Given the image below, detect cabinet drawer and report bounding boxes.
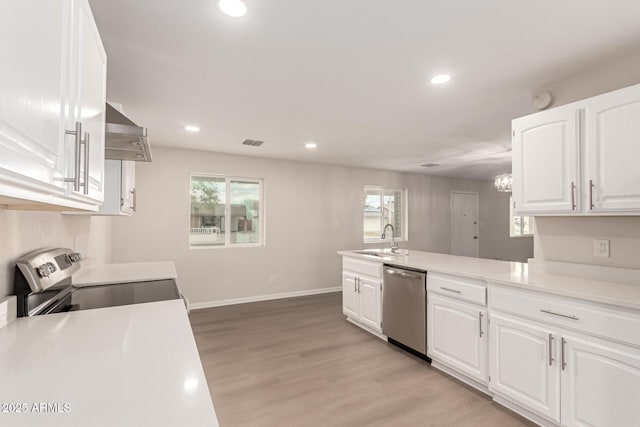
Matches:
[343,257,381,279]
[489,285,640,347]
[427,272,486,306]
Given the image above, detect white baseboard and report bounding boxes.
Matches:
[345,316,387,341]
[190,286,341,310]
[430,361,491,396]
[492,394,557,427]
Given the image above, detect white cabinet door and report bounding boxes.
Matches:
[70,0,106,202]
[428,294,488,383]
[489,313,560,424]
[585,84,640,213]
[0,1,73,192]
[342,273,359,319]
[121,160,136,214]
[512,105,581,214]
[358,277,381,330]
[561,334,640,427]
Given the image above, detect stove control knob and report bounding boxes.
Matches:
[46,262,57,274]
[37,263,53,278]
[69,252,83,263]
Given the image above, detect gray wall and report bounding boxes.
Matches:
[0,211,113,297]
[111,147,532,305]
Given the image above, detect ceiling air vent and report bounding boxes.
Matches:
[242,139,264,147]
[421,163,440,168]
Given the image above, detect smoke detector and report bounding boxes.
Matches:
[532,92,553,110]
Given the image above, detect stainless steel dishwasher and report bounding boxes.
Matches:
[382,265,428,358]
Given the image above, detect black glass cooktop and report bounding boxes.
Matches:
[46,279,181,314]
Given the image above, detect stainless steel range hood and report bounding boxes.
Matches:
[105,103,152,162]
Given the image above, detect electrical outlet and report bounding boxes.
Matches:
[594,239,610,258]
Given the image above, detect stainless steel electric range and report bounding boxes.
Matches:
[13,248,183,317]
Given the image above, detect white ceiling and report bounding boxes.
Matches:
[89,0,640,180]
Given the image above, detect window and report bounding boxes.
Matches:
[190,175,264,248]
[364,186,407,243]
[510,197,533,237]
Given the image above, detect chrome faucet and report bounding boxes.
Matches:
[381,223,399,253]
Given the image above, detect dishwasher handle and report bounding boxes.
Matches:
[384,268,424,281]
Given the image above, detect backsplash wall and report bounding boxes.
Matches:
[534,217,640,270]
[0,209,114,297]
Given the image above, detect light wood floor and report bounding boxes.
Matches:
[190,292,534,427]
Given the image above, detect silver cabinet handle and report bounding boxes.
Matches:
[354,277,357,293]
[357,277,360,293]
[130,188,136,211]
[571,181,576,210]
[540,309,579,321]
[589,179,594,210]
[64,121,82,191]
[479,312,484,337]
[548,334,555,366]
[82,132,90,195]
[561,338,567,370]
[440,287,461,294]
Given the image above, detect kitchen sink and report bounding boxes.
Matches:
[353,249,409,258]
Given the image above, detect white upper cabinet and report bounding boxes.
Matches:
[84,159,134,216]
[0,0,106,210]
[0,1,72,193]
[71,0,107,203]
[585,84,640,213]
[513,83,640,216]
[512,105,581,214]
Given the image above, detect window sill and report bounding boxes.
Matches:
[509,234,534,239]
[189,243,265,250]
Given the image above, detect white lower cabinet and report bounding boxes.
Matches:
[428,293,488,384]
[358,276,381,330]
[342,257,382,334]
[561,333,640,427]
[489,312,561,424]
[342,272,360,320]
[489,285,640,426]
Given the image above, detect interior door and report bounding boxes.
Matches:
[512,105,581,214]
[358,277,381,331]
[0,0,72,190]
[428,294,488,383]
[450,192,479,257]
[585,84,640,213]
[342,272,359,319]
[561,333,640,427]
[489,313,560,424]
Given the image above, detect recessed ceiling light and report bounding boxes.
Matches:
[185,125,200,133]
[218,0,247,17]
[430,74,452,85]
[305,142,317,149]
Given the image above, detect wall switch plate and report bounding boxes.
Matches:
[594,239,610,258]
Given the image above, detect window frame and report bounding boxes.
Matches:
[509,196,534,238]
[189,173,265,249]
[363,185,408,244]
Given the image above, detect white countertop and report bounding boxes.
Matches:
[74,261,178,286]
[0,300,218,426]
[339,249,640,311]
